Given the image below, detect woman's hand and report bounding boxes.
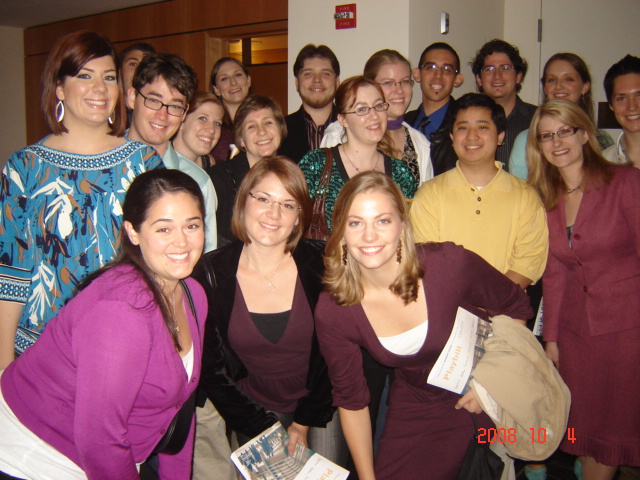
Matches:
[545,341,559,369]
[286,422,309,455]
[455,390,483,414]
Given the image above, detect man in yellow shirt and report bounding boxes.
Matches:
[410,93,548,290]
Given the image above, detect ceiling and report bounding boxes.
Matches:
[0,0,167,29]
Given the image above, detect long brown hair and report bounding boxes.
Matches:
[324,172,423,306]
[527,99,614,211]
[542,53,594,120]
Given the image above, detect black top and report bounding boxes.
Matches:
[206,151,251,247]
[279,105,339,163]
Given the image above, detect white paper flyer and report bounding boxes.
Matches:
[231,422,350,480]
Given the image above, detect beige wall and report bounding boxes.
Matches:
[0,27,26,167]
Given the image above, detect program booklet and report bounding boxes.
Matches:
[426,306,491,394]
[230,422,350,480]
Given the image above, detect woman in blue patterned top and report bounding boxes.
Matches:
[0,31,163,369]
[299,76,417,232]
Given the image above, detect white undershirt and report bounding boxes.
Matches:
[378,321,428,355]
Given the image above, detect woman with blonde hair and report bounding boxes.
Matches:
[527,99,640,479]
[315,171,531,479]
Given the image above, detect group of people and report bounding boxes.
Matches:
[0,26,638,480]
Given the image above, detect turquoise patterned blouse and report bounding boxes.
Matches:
[299,147,417,231]
[0,138,164,355]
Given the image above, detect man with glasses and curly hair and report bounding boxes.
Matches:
[471,39,537,169]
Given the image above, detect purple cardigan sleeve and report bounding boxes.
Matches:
[73,299,153,479]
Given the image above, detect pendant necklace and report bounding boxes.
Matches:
[249,253,287,292]
[342,145,380,173]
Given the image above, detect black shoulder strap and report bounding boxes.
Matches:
[180,279,200,340]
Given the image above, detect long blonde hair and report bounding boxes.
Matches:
[324,172,423,306]
[527,99,613,211]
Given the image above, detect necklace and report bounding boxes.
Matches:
[564,185,581,195]
[342,145,380,173]
[248,253,287,292]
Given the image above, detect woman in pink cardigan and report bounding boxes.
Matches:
[0,169,206,480]
[527,99,640,479]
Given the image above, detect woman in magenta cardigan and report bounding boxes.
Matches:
[0,170,206,480]
[527,100,640,478]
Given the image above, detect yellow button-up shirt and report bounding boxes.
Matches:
[410,162,548,283]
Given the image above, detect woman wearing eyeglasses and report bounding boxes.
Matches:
[300,75,417,233]
[527,99,640,479]
[0,31,163,370]
[193,157,348,475]
[322,51,432,187]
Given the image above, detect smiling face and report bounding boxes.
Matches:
[375,62,413,120]
[413,48,463,109]
[543,59,590,104]
[339,84,387,147]
[451,107,505,167]
[239,107,282,165]
[243,173,300,250]
[343,190,403,276]
[125,191,204,291]
[610,73,640,134]
[295,56,340,110]
[537,115,589,173]
[127,77,187,156]
[175,101,224,160]
[55,55,118,129]
[213,60,251,108]
[476,52,522,104]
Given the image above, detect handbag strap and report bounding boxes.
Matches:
[316,147,334,195]
[179,279,200,341]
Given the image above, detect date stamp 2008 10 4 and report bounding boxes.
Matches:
[477,428,577,444]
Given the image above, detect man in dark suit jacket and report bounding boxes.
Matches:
[279,44,340,163]
[406,42,463,176]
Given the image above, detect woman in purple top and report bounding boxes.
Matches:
[0,169,206,480]
[314,172,532,480]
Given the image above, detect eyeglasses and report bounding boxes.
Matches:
[344,102,390,116]
[536,126,580,143]
[481,64,516,75]
[419,63,459,75]
[136,90,187,117]
[248,192,300,214]
[378,79,415,89]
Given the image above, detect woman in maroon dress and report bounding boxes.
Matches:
[315,171,532,479]
[527,99,640,479]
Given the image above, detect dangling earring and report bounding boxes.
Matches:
[107,115,114,125]
[342,244,348,266]
[396,239,403,264]
[55,101,65,122]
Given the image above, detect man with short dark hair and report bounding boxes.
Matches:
[406,42,464,175]
[603,54,640,168]
[279,44,340,163]
[127,53,218,252]
[410,92,547,291]
[471,39,537,169]
[120,42,156,93]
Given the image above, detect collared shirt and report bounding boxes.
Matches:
[164,143,218,252]
[304,105,339,152]
[412,101,450,141]
[410,161,548,283]
[498,96,537,170]
[603,131,630,165]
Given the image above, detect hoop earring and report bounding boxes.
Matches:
[342,244,348,266]
[396,239,403,264]
[108,115,114,125]
[55,101,64,122]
